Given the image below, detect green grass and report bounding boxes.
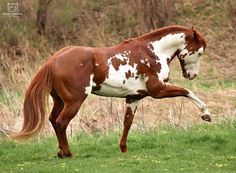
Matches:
[0,121,236,173]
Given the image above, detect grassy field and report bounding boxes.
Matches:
[0,0,235,132]
[0,121,236,173]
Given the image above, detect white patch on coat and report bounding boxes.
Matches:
[183,46,204,79]
[140,59,145,64]
[127,100,139,114]
[149,33,186,81]
[115,53,127,61]
[140,59,150,68]
[92,53,148,97]
[85,74,96,95]
[179,49,188,57]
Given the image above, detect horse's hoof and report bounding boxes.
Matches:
[57,150,73,158]
[201,114,212,122]
[120,145,128,153]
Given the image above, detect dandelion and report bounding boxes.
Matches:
[101,164,107,168]
[61,162,66,168]
[215,163,223,168]
[152,160,161,163]
[17,163,24,167]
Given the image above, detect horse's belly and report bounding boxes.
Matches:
[91,56,149,97]
[92,77,148,98]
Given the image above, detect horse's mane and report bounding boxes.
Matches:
[137,25,207,48]
[137,25,188,39]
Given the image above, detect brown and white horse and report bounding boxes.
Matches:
[11,25,212,158]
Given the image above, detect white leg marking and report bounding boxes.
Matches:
[187,90,210,115]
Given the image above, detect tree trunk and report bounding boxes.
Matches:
[36,0,52,35]
[135,0,176,32]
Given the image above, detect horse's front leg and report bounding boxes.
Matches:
[151,83,212,122]
[186,90,211,121]
[120,98,139,153]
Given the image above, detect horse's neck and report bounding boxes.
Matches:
[139,31,187,81]
[146,32,186,61]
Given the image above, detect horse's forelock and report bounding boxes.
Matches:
[192,29,207,49]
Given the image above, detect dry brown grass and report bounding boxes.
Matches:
[2,88,235,136]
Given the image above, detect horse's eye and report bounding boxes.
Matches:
[198,53,202,56]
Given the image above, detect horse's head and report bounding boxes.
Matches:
[177,29,206,80]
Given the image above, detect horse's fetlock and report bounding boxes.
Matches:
[200,105,207,112]
[120,143,127,153]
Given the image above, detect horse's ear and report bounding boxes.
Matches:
[193,30,199,42]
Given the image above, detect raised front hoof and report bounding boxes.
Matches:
[57,150,73,158]
[120,145,128,153]
[201,114,212,122]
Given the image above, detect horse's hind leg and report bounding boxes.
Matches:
[56,94,87,158]
[49,91,64,151]
[120,99,139,153]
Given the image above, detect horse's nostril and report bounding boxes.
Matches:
[187,73,190,78]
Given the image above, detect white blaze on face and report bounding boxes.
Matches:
[85,74,96,95]
[92,52,148,97]
[183,47,204,79]
[149,33,186,81]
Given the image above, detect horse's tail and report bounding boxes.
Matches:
[10,60,54,140]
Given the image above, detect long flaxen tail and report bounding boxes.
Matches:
[10,60,54,140]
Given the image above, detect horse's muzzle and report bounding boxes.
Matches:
[183,72,197,80]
